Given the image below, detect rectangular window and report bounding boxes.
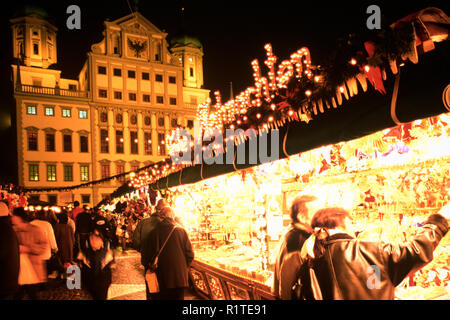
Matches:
[68,84,77,91]
[29,164,39,181]
[128,70,136,78]
[116,130,124,154]
[29,194,40,203]
[27,105,37,115]
[171,118,178,128]
[98,66,106,74]
[169,76,176,84]
[169,97,177,105]
[32,78,42,87]
[79,110,88,119]
[80,165,89,181]
[100,112,108,123]
[143,94,150,102]
[33,43,39,55]
[100,129,109,153]
[80,136,88,153]
[81,194,90,204]
[144,132,152,155]
[189,67,194,77]
[158,133,166,156]
[62,108,71,117]
[130,131,138,154]
[45,106,54,116]
[158,117,165,127]
[63,134,72,152]
[116,164,125,182]
[28,131,38,151]
[99,89,107,98]
[113,68,122,76]
[156,96,164,104]
[47,164,56,181]
[155,74,163,82]
[128,93,136,101]
[48,195,57,205]
[45,133,55,152]
[114,91,122,100]
[64,165,73,181]
[187,119,194,129]
[142,72,150,80]
[101,164,110,179]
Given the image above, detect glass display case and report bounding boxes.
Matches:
[168,113,450,300]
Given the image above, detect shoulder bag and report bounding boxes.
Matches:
[145,226,176,293]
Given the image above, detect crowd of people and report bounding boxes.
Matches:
[0,198,123,300]
[0,191,195,301]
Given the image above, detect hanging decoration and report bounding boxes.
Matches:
[21,8,449,200]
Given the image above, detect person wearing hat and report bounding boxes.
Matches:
[0,201,20,300]
[273,194,318,299]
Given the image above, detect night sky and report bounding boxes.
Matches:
[0,0,448,183]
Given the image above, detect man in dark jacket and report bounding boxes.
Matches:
[273,194,317,299]
[143,207,194,300]
[75,207,91,256]
[0,201,20,299]
[133,199,167,257]
[298,205,450,300]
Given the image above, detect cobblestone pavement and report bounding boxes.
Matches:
[37,249,201,300]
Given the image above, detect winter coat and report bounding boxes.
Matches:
[78,237,114,299]
[0,216,20,294]
[71,207,84,222]
[143,217,194,289]
[299,214,449,300]
[30,219,58,261]
[133,214,160,264]
[76,212,92,234]
[13,222,47,284]
[54,223,75,263]
[273,222,312,299]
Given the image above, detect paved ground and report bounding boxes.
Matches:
[38,249,201,300]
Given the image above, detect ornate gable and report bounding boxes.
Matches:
[112,12,166,37]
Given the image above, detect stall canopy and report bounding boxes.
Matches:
[98,8,450,206]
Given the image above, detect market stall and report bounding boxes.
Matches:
[166,114,449,300]
[99,8,450,300]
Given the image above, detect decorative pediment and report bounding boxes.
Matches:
[110,12,166,37]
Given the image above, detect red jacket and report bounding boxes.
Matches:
[71,207,84,222]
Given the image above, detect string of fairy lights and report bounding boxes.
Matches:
[22,18,424,195]
[130,20,422,190]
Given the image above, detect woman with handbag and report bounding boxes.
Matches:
[143,207,194,300]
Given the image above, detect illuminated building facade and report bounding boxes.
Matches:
[11,9,209,206]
